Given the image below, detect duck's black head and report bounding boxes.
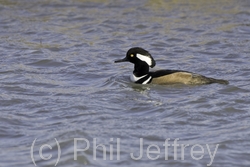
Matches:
[114,47,156,68]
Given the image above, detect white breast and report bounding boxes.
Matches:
[130,74,151,84]
[130,74,147,82]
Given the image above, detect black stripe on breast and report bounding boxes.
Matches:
[135,75,152,84]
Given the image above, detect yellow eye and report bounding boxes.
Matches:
[130,54,134,57]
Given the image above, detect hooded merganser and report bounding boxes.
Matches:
[114,47,229,85]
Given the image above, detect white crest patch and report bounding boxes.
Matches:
[136,54,152,66]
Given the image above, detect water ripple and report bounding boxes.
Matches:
[0,0,250,167]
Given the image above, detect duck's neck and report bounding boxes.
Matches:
[133,61,149,77]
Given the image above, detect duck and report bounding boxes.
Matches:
[114,47,229,85]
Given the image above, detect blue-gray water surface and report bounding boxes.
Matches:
[0,0,250,167]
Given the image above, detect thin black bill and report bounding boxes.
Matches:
[114,57,128,63]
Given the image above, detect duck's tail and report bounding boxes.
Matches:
[191,74,229,85]
[207,77,229,85]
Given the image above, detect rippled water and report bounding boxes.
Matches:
[1,0,250,167]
